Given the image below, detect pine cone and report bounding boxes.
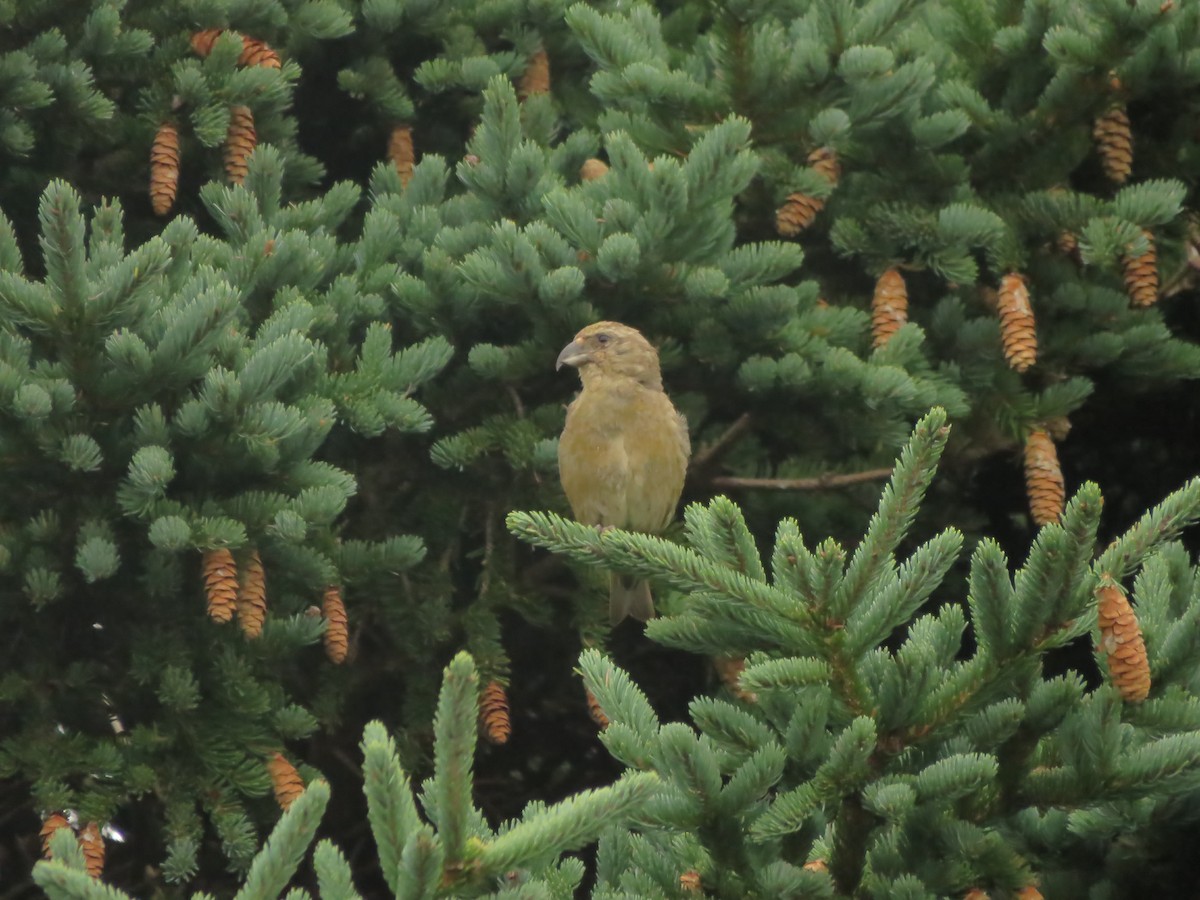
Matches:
[1093,103,1133,184]
[1057,230,1079,258]
[479,680,512,745]
[191,29,280,68]
[803,859,829,873]
[79,822,105,879]
[1016,887,1045,900]
[238,36,280,68]
[585,686,609,728]
[1043,415,1072,442]
[223,106,256,185]
[387,124,415,187]
[267,752,305,810]
[1122,228,1159,308]
[1023,429,1065,527]
[713,656,758,703]
[775,192,824,237]
[871,267,908,348]
[202,548,237,623]
[189,28,222,57]
[322,585,349,664]
[998,272,1037,372]
[679,870,702,893]
[149,122,180,217]
[39,813,71,858]
[807,145,841,184]
[580,158,610,181]
[518,47,550,99]
[1096,579,1151,702]
[236,549,267,638]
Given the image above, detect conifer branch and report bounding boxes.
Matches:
[833,408,949,619]
[32,862,134,900]
[967,538,1016,659]
[579,649,661,740]
[361,722,423,897]
[751,716,877,840]
[1095,477,1200,582]
[233,780,330,900]
[829,792,878,897]
[507,511,816,627]
[1010,483,1104,651]
[431,652,479,869]
[38,181,88,319]
[312,839,363,900]
[478,772,659,873]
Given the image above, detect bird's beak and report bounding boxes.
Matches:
[556,340,589,371]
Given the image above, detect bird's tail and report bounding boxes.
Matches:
[609,573,654,624]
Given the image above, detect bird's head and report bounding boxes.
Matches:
[555,321,663,389]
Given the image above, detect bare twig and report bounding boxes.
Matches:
[506,385,526,419]
[710,468,893,492]
[689,412,753,473]
[479,504,496,601]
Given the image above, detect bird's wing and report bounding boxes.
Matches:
[622,390,690,533]
[558,394,630,527]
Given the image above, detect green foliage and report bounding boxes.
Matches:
[34,653,654,900]
[0,170,444,878]
[511,411,1200,897]
[5,0,1200,894]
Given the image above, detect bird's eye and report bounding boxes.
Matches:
[595,333,610,345]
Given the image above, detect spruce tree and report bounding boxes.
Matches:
[4,0,1200,895]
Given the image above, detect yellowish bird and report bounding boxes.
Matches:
[556,321,690,623]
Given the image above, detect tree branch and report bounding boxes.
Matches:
[689,412,753,473]
[709,468,894,492]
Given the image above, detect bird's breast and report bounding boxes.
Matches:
[558,382,688,532]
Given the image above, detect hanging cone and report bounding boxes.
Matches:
[518,47,550,99]
[266,752,305,810]
[1093,103,1132,185]
[191,29,280,68]
[775,192,824,236]
[963,891,990,900]
[39,813,71,858]
[150,122,180,217]
[1023,429,1064,527]
[322,585,348,664]
[998,272,1037,372]
[580,158,610,181]
[1016,887,1045,900]
[679,871,702,893]
[807,145,841,185]
[713,656,758,703]
[190,28,222,56]
[1122,228,1159,308]
[236,549,267,638]
[78,822,105,879]
[387,124,415,187]
[1096,578,1151,702]
[1057,230,1079,258]
[1043,415,1072,442]
[223,105,256,185]
[202,548,238,623]
[585,686,609,728]
[238,35,281,68]
[871,267,908,348]
[479,680,512,745]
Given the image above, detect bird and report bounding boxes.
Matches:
[556,321,690,623]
